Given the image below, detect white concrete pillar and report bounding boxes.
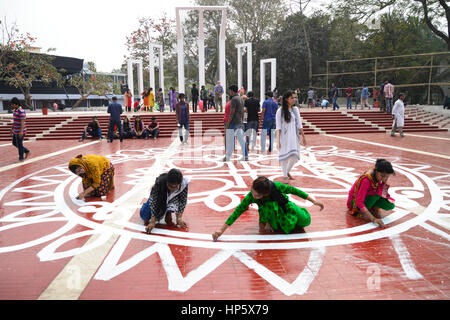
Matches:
[247,42,252,92]
[149,43,164,94]
[237,46,243,90]
[260,60,265,103]
[198,9,205,88]
[270,59,276,93]
[158,47,165,94]
[236,43,252,93]
[260,58,276,102]
[137,62,144,95]
[127,59,133,98]
[176,8,185,94]
[149,46,156,91]
[219,8,227,106]
[176,6,227,99]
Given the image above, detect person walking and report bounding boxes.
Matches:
[169,87,178,112]
[107,96,123,143]
[222,99,231,157]
[355,88,361,108]
[360,84,371,109]
[307,88,315,108]
[379,80,387,112]
[384,80,395,114]
[225,84,248,161]
[244,91,260,151]
[200,85,209,112]
[214,80,224,112]
[10,97,30,162]
[156,88,165,112]
[331,83,339,110]
[276,91,306,184]
[260,91,278,153]
[175,93,190,145]
[391,93,406,137]
[345,86,353,109]
[191,84,199,112]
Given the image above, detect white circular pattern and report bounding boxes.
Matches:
[1,145,446,253]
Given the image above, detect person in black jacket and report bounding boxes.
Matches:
[79,116,102,141]
[191,84,199,112]
[140,169,190,234]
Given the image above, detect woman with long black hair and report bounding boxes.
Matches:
[212,176,324,240]
[347,158,396,228]
[275,90,306,183]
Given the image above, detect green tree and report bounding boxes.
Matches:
[70,62,114,108]
[124,14,176,90]
[328,0,449,50]
[0,19,62,109]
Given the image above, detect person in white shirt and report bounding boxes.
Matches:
[391,93,406,137]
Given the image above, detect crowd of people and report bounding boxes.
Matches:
[304,79,398,113]
[7,91,399,241]
[68,85,398,240]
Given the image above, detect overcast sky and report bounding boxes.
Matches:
[0,0,328,73]
[0,0,196,72]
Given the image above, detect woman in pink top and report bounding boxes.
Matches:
[347,158,395,228]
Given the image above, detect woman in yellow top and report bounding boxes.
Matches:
[149,88,155,112]
[68,154,115,200]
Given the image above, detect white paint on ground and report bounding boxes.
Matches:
[38,138,180,300]
[389,234,423,280]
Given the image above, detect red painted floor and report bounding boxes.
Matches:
[0,130,449,300]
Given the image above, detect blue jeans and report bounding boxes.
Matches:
[245,120,259,149]
[179,121,190,142]
[12,134,30,160]
[149,129,159,138]
[108,120,123,142]
[346,97,352,109]
[261,119,275,152]
[333,97,339,110]
[81,127,102,140]
[225,123,248,160]
[386,98,393,114]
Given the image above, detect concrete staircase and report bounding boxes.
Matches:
[0,109,447,141]
[404,107,450,130]
[347,110,448,133]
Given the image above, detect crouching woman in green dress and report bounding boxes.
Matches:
[212,176,324,241]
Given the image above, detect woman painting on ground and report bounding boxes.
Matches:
[276,90,306,184]
[68,154,115,200]
[212,176,324,241]
[347,158,396,228]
